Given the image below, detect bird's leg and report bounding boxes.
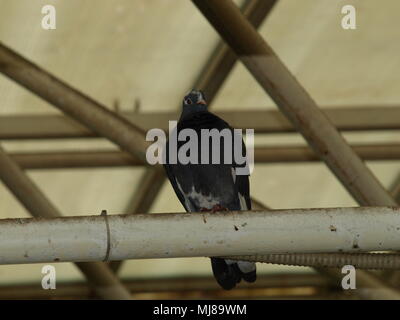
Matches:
[210,204,228,213]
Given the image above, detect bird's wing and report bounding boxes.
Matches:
[165,162,240,212]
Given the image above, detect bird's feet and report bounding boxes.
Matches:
[211,204,228,213]
[200,204,228,213]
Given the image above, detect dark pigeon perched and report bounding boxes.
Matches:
[163,89,256,290]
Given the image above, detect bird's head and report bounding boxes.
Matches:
[180,89,207,119]
[183,89,207,107]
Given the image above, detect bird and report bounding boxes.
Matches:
[163,89,256,290]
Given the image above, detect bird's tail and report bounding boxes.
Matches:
[210,258,256,290]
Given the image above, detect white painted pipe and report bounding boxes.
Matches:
[0,207,400,265]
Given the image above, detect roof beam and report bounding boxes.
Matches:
[194,0,278,101]
[1,106,400,139]
[0,273,333,299]
[5,143,400,170]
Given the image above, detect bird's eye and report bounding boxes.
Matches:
[185,98,192,105]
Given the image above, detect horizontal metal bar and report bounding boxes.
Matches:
[0,207,399,265]
[0,273,332,299]
[1,107,400,139]
[7,143,400,170]
[10,150,143,168]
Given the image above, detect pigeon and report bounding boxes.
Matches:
[163,89,256,290]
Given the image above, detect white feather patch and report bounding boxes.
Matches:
[175,178,220,211]
[231,167,236,183]
[238,192,248,210]
[225,259,256,273]
[237,261,256,273]
[175,178,196,211]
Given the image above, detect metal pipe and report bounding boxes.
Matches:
[191,0,396,207]
[8,143,400,170]
[226,253,400,270]
[0,207,399,265]
[247,197,400,298]
[2,107,400,139]
[0,43,149,162]
[0,145,131,299]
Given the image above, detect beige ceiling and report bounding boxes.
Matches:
[0,0,399,285]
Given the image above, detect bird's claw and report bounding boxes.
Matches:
[200,205,228,213]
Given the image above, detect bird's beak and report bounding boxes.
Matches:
[198,100,206,105]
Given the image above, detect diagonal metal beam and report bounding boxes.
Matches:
[110,0,278,274]
[0,44,149,162]
[191,0,399,299]
[0,145,131,299]
[194,0,278,101]
[191,0,396,207]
